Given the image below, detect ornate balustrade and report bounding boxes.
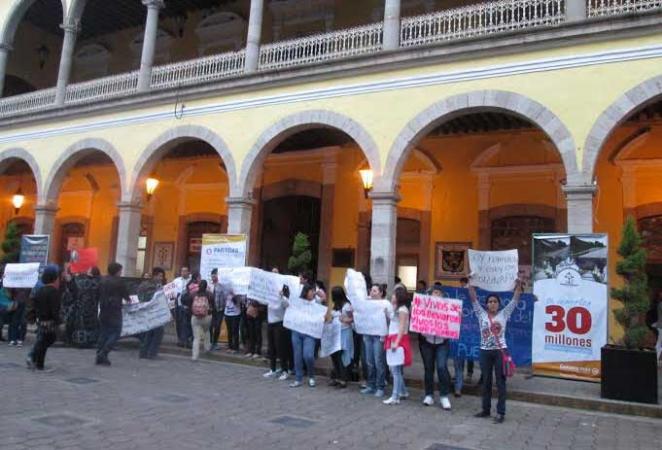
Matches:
[588,0,662,16]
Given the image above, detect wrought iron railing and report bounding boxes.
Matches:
[151,50,246,89]
[65,71,139,106]
[588,0,662,16]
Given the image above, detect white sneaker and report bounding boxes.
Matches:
[289,381,302,388]
[383,397,400,405]
[441,396,452,410]
[308,378,316,387]
[278,371,289,381]
[16,341,23,347]
[422,395,434,406]
[263,370,278,378]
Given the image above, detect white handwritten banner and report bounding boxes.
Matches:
[353,299,390,336]
[409,294,463,339]
[247,269,280,307]
[468,249,519,292]
[344,269,367,304]
[217,267,252,295]
[2,262,40,288]
[283,297,326,339]
[121,291,173,337]
[320,318,342,358]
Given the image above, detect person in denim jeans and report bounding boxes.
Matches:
[360,284,388,397]
[419,285,453,409]
[287,284,321,388]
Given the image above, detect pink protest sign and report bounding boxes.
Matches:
[409,294,463,339]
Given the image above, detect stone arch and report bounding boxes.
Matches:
[42,138,126,204]
[0,147,43,199]
[130,125,238,202]
[382,90,580,192]
[238,110,382,198]
[583,75,662,182]
[0,0,66,44]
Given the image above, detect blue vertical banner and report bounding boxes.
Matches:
[19,235,50,266]
[446,287,534,367]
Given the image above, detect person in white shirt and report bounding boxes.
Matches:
[173,267,191,347]
[263,272,293,380]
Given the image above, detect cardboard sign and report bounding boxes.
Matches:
[2,263,40,288]
[320,318,342,358]
[69,248,98,274]
[352,299,390,336]
[468,249,519,292]
[409,294,463,339]
[217,267,252,295]
[283,297,326,339]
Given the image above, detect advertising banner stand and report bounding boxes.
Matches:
[199,234,247,281]
[531,234,609,382]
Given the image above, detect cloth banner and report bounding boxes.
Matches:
[468,249,519,292]
[352,298,390,337]
[410,294,463,339]
[200,234,247,281]
[2,263,40,288]
[320,318,342,358]
[121,291,172,337]
[217,267,252,296]
[69,248,98,274]
[343,269,367,304]
[531,234,608,382]
[283,297,326,339]
[448,287,534,367]
[247,269,300,308]
[19,235,49,266]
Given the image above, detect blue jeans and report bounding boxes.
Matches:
[175,306,192,345]
[389,364,406,400]
[419,339,451,396]
[363,335,386,391]
[8,302,26,342]
[140,326,164,358]
[97,323,122,362]
[291,330,316,382]
[453,357,474,392]
[480,349,507,416]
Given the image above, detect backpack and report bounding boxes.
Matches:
[191,294,209,318]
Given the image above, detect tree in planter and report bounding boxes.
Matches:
[287,232,312,275]
[611,216,651,349]
[1,222,21,264]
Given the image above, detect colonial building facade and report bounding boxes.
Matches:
[0,0,661,335]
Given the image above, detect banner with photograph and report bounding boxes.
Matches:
[283,297,327,339]
[531,234,608,382]
[19,235,50,266]
[121,291,172,337]
[410,294,463,339]
[468,249,519,292]
[200,234,246,281]
[2,262,40,288]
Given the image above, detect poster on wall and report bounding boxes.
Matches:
[199,234,247,281]
[19,235,50,266]
[531,234,608,382]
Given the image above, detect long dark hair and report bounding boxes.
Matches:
[393,287,408,309]
[331,286,348,311]
[300,284,316,300]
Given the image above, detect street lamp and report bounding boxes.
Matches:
[12,188,25,215]
[145,177,160,201]
[359,169,374,199]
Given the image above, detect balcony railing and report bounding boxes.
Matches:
[588,0,662,16]
[151,50,246,89]
[65,71,139,106]
[258,22,384,71]
[401,0,565,47]
[0,0,658,120]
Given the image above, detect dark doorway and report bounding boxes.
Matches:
[260,196,321,275]
[186,221,221,273]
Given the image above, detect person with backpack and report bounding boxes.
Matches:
[191,280,213,361]
[468,277,523,424]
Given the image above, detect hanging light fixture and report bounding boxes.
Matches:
[12,187,25,215]
[145,177,160,201]
[359,169,374,199]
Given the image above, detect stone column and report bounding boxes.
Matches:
[566,0,588,22]
[383,0,402,51]
[369,191,399,289]
[0,43,12,97]
[115,202,143,276]
[54,21,80,106]
[227,196,254,235]
[137,0,164,92]
[563,184,596,234]
[317,162,337,284]
[34,204,58,236]
[245,0,264,73]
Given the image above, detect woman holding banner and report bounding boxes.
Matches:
[328,287,354,388]
[360,284,388,397]
[383,287,411,405]
[468,278,522,424]
[288,284,321,388]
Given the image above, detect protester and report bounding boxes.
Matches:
[288,284,320,388]
[209,268,228,351]
[6,288,28,347]
[137,267,166,359]
[315,280,328,305]
[469,277,523,424]
[179,272,201,348]
[27,265,61,372]
[224,292,242,353]
[653,291,662,366]
[264,282,293,380]
[173,266,192,347]
[415,280,427,294]
[361,283,388,397]
[419,284,452,409]
[453,276,474,396]
[191,280,213,361]
[383,287,411,405]
[393,277,407,293]
[328,286,354,388]
[244,298,264,358]
[96,263,130,366]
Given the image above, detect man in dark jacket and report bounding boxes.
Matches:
[137,267,166,359]
[96,262,129,366]
[27,266,61,371]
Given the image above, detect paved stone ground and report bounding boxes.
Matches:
[1,342,661,450]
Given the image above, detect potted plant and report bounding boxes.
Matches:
[601,216,658,404]
[287,232,312,275]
